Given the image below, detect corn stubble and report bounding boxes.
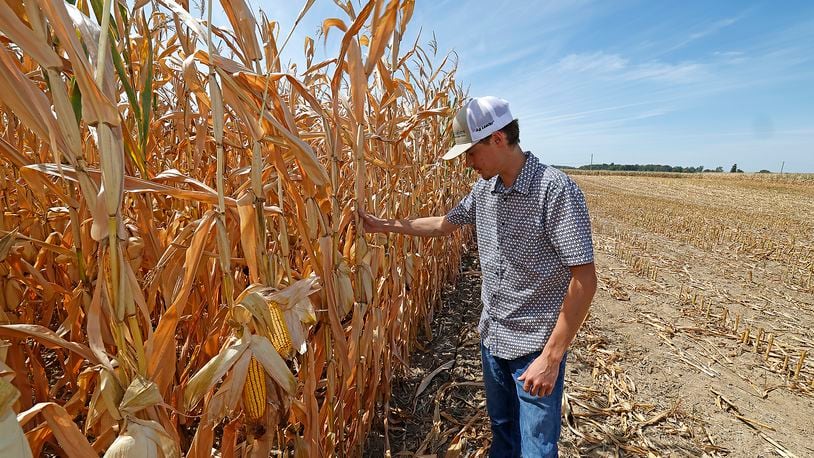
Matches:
[0,0,469,455]
[567,173,813,455]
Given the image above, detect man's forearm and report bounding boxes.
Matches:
[381,216,452,237]
[541,264,597,362]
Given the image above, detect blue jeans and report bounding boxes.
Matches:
[481,342,567,458]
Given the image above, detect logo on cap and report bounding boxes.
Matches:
[474,121,494,132]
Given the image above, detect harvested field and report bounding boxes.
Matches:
[369,172,814,457]
[574,173,814,456]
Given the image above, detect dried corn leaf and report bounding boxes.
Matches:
[23,164,241,208]
[0,1,61,68]
[119,376,163,416]
[219,0,262,63]
[364,0,398,76]
[184,334,250,411]
[249,335,296,395]
[36,0,119,125]
[17,402,95,458]
[148,212,217,394]
[0,325,98,364]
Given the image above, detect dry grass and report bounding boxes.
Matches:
[0,0,469,455]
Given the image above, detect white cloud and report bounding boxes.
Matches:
[712,51,747,64]
[556,52,628,73]
[459,44,548,77]
[622,61,707,83]
[690,17,739,40]
[661,15,742,53]
[525,101,671,125]
[552,51,707,84]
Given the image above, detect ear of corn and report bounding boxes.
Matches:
[242,356,267,422]
[268,301,293,359]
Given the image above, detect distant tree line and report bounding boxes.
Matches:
[555,163,753,173]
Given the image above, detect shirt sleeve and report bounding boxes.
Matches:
[544,179,594,266]
[446,188,477,226]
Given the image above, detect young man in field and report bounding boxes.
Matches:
[359,96,597,457]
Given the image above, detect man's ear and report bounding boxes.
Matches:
[492,130,505,145]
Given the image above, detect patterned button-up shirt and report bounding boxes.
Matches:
[446,152,594,359]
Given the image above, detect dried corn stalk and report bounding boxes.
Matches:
[0,0,468,455]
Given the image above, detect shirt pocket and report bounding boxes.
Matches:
[516,217,547,260]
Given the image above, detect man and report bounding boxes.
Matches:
[359,96,597,457]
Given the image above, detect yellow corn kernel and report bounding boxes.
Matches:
[242,356,266,421]
[268,301,293,358]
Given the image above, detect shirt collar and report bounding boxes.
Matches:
[491,151,537,195]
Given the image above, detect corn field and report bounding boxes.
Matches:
[0,0,471,455]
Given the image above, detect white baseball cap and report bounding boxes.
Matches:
[442,96,514,160]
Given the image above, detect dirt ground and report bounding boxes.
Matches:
[366,175,814,457]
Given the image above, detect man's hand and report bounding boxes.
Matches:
[358,208,387,233]
[517,354,561,397]
[519,262,595,397]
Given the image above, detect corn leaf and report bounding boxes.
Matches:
[184,334,249,411]
[249,335,296,394]
[17,402,96,458]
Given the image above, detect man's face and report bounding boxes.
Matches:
[465,134,499,179]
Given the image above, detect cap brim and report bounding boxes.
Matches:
[442,142,473,160]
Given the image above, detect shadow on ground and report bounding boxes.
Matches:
[365,249,491,456]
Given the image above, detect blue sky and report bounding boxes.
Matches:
[213,1,814,172]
